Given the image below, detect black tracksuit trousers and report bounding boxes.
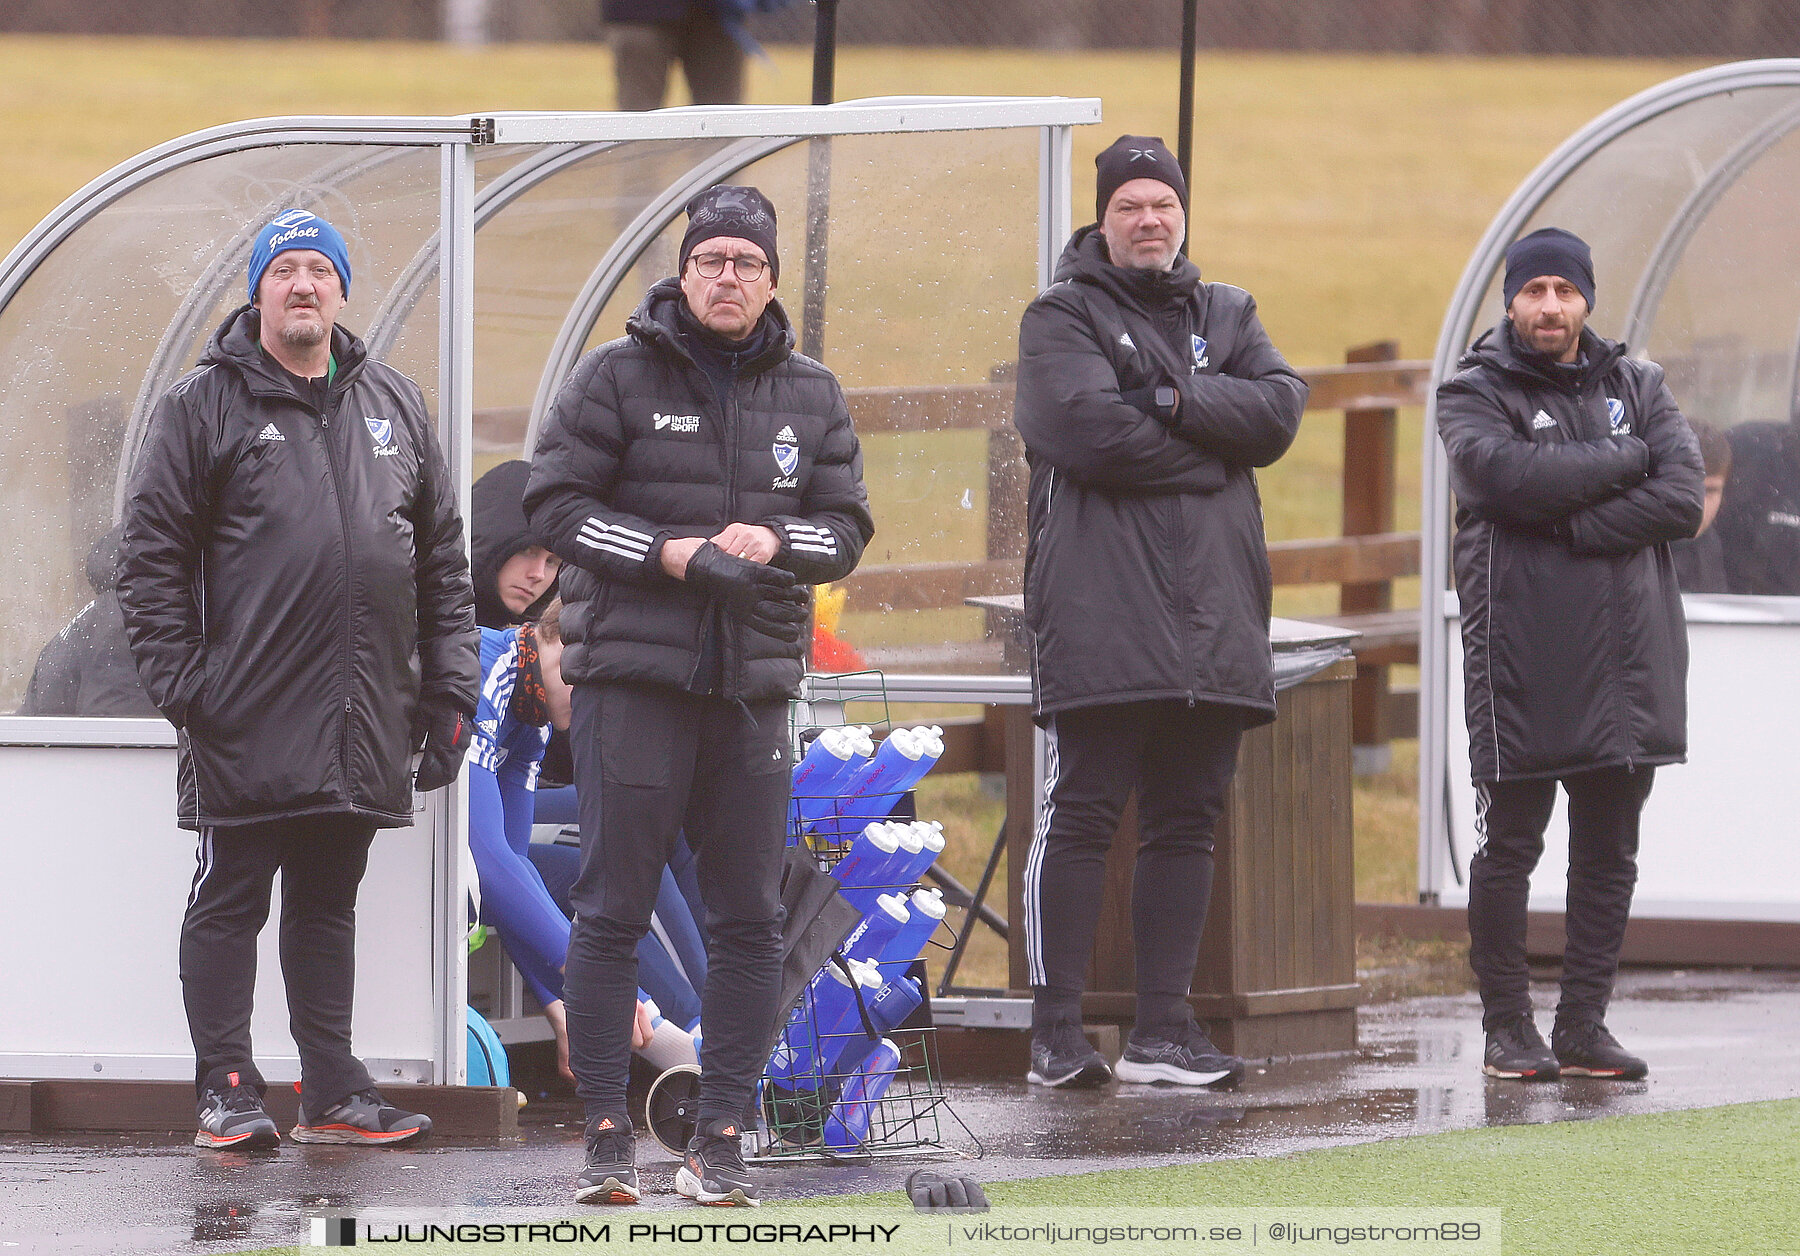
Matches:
[180,815,379,1118]
[1023,700,1244,1032]
[564,682,789,1130]
[1469,766,1655,1032]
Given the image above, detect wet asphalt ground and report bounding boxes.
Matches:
[4,968,1798,1255]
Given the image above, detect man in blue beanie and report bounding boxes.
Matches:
[1437,226,1703,1082]
[119,208,480,1152]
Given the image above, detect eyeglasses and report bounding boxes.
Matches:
[689,253,768,281]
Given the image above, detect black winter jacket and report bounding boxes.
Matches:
[525,280,873,700]
[1015,226,1307,723]
[1438,320,1704,782]
[1715,420,1800,596]
[17,527,158,718]
[118,306,480,829]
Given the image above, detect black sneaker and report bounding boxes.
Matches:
[575,1115,640,1205]
[195,1073,279,1151]
[1483,1015,1560,1080]
[1114,1020,1245,1088]
[676,1117,760,1207]
[1026,1020,1112,1088]
[290,1088,432,1146]
[1553,1021,1648,1080]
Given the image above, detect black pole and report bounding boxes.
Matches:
[1177,0,1197,256]
[811,0,839,106]
[803,0,839,360]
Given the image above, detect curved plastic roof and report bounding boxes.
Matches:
[0,98,1099,719]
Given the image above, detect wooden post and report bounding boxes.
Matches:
[1341,340,1399,765]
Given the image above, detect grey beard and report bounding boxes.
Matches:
[277,318,328,351]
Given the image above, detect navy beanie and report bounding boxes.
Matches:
[1502,227,1594,312]
[248,209,353,303]
[1095,134,1188,223]
[679,186,780,284]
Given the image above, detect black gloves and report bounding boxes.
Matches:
[1120,383,1181,426]
[414,699,474,792]
[683,541,811,643]
[905,1168,990,1213]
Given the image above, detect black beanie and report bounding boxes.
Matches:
[1503,227,1595,312]
[1095,134,1188,223]
[679,185,780,283]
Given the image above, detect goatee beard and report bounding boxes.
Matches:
[278,319,328,351]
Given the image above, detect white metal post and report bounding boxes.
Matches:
[1039,124,1074,291]
[434,139,477,1085]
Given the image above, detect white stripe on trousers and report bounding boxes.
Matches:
[1021,715,1061,989]
[1472,782,1492,857]
[187,827,216,910]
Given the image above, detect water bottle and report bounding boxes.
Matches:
[875,888,947,980]
[824,974,923,1076]
[836,726,945,828]
[830,822,905,911]
[766,959,883,1088]
[891,821,946,888]
[636,994,699,1074]
[790,726,873,833]
[822,1039,903,1151]
[839,893,911,965]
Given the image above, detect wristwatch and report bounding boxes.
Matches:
[1153,385,1180,421]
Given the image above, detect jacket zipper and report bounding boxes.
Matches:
[312,391,357,790]
[1173,493,1196,705]
[721,364,744,695]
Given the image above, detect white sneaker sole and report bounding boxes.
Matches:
[1026,1060,1112,1088]
[676,1165,761,1207]
[1113,1058,1237,1086]
[289,1124,430,1145]
[574,1176,641,1205]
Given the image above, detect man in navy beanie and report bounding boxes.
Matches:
[1013,137,1307,1093]
[1437,226,1702,1082]
[119,208,479,1152]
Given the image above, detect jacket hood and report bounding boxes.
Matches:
[1460,318,1626,392]
[471,459,553,628]
[625,277,796,373]
[1052,223,1202,309]
[203,303,370,396]
[87,524,124,594]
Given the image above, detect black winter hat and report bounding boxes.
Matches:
[1503,227,1596,312]
[679,185,780,283]
[1094,134,1188,223]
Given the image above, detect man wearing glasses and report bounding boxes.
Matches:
[526,185,873,1207]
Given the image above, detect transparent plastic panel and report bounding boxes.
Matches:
[536,128,1041,675]
[0,142,442,711]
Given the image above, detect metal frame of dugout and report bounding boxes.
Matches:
[1420,60,1800,948]
[0,98,1108,1112]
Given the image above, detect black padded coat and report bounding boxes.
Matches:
[118,306,480,829]
[524,280,873,701]
[1015,226,1307,724]
[1438,320,1704,783]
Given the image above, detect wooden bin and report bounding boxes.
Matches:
[1005,657,1360,1058]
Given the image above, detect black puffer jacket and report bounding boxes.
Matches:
[1015,226,1307,724]
[16,527,158,718]
[1715,419,1800,596]
[525,279,873,700]
[1438,320,1704,782]
[119,306,480,829]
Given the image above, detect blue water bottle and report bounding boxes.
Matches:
[794,726,875,836]
[822,1038,903,1150]
[839,893,911,965]
[825,974,923,1076]
[836,726,945,828]
[891,821,947,888]
[830,822,905,912]
[875,888,947,981]
[766,959,883,1088]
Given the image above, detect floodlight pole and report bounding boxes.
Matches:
[803,0,839,359]
[1177,0,1197,256]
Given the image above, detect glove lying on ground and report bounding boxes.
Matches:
[414,700,474,792]
[683,540,811,643]
[905,1168,990,1213]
